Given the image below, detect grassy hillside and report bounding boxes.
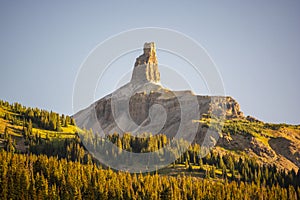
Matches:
[0,99,300,199]
[0,100,78,151]
[196,115,300,171]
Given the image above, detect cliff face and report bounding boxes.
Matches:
[92,92,243,137]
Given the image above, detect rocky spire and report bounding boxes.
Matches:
[131,42,160,84]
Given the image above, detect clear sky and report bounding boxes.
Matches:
[0,1,299,124]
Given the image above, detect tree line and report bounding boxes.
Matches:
[0,150,299,200]
[1,100,75,132]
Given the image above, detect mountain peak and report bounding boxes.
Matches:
[131,42,160,84]
[135,42,158,66]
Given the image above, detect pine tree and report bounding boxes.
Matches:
[222,166,227,179]
[188,163,193,172]
[56,118,62,132]
[70,118,76,126]
[211,165,216,178]
[4,126,9,139]
[205,165,210,179]
[6,136,15,153]
[198,157,204,171]
[218,154,225,169]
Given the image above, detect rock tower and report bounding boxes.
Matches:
[131,42,160,84]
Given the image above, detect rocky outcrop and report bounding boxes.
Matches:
[131,42,160,84]
[74,42,244,138]
[197,96,243,119]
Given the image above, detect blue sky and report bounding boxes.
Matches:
[0,1,299,124]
